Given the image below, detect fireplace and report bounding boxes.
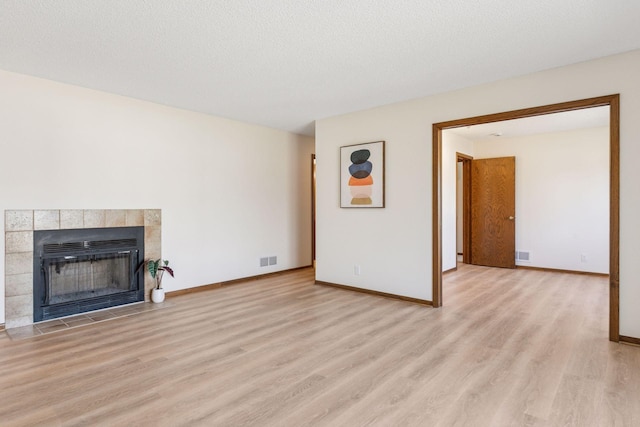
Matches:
[33,227,145,322]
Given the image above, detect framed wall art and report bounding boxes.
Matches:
[340,140,385,208]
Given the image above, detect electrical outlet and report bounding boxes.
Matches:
[581,254,588,263]
[354,265,361,275]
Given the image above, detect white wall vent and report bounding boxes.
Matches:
[516,251,530,261]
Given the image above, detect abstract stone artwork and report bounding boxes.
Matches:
[340,141,385,208]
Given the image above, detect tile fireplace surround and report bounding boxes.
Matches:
[4,209,161,329]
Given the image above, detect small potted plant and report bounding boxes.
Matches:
[143,259,174,303]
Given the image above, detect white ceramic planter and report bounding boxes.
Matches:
[151,288,165,303]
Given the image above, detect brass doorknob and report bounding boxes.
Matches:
[508,216,515,220]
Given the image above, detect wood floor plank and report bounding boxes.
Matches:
[0,265,638,426]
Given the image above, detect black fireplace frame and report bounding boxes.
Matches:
[33,226,145,322]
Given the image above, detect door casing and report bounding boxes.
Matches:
[456,153,472,264]
[432,94,620,342]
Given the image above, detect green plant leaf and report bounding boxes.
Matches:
[147,259,160,279]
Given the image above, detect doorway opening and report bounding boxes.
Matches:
[432,95,620,342]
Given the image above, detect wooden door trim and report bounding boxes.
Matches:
[311,154,316,266]
[432,94,620,343]
[456,153,473,264]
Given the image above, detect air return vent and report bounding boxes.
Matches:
[516,251,530,261]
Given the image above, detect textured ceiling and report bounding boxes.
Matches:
[448,106,610,141]
[1,1,639,136]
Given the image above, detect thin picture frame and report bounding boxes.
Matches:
[340,140,385,208]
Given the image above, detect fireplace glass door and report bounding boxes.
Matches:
[33,227,145,322]
[44,252,135,306]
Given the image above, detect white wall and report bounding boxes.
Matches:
[442,132,473,271]
[316,49,640,338]
[0,70,315,324]
[472,127,609,274]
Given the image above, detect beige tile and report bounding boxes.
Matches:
[144,275,156,302]
[36,323,69,334]
[6,295,33,318]
[144,209,162,226]
[34,210,60,230]
[144,246,162,261]
[144,225,162,259]
[64,317,95,328]
[61,314,90,323]
[5,315,34,329]
[108,303,144,315]
[5,210,33,231]
[125,209,145,226]
[5,325,41,340]
[84,210,106,228]
[5,273,32,297]
[105,209,126,227]
[60,210,84,229]
[87,311,117,322]
[5,252,33,275]
[37,319,65,328]
[5,231,33,253]
[139,302,163,311]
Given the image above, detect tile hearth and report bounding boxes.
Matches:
[4,209,162,329]
[5,301,172,340]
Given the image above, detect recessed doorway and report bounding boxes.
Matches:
[432,95,620,341]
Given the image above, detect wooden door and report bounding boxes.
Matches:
[470,157,516,268]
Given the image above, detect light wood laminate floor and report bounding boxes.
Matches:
[1,265,639,426]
